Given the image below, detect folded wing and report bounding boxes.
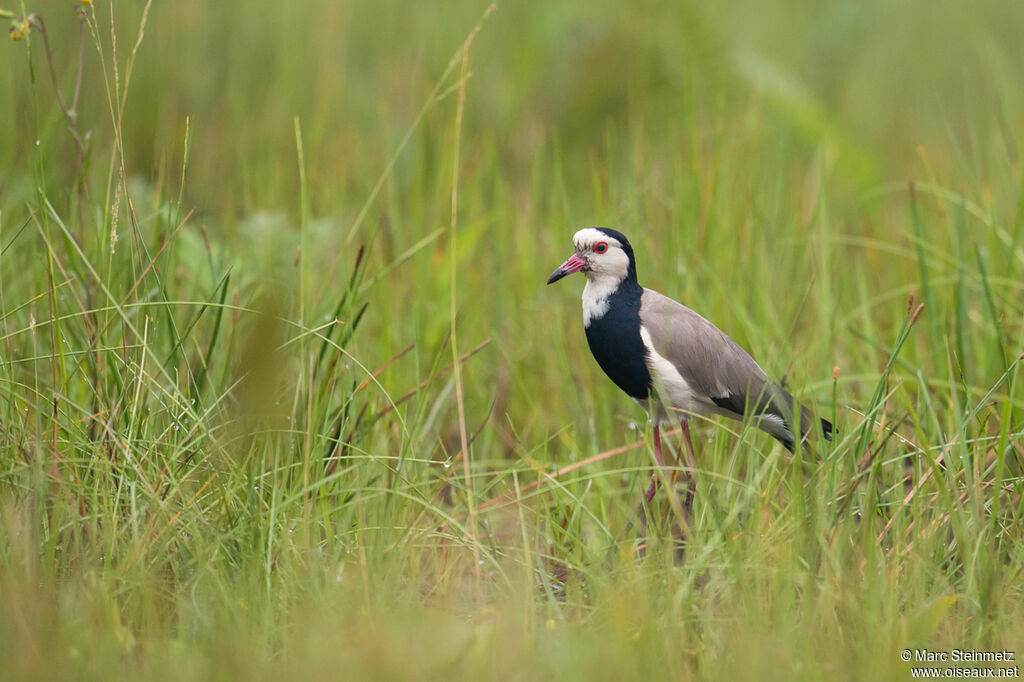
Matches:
[639,288,830,450]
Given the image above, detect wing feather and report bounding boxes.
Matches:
[639,289,809,445]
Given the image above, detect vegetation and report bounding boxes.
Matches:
[1,1,1022,679]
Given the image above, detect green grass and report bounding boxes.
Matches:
[1,1,1023,680]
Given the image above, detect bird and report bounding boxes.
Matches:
[547,227,832,510]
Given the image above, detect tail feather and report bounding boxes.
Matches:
[712,380,833,452]
[768,386,833,453]
[820,416,834,441]
[775,407,833,452]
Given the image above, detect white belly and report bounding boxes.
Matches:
[638,326,711,425]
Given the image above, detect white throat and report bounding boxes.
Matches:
[582,272,625,326]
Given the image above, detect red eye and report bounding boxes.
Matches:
[594,242,608,254]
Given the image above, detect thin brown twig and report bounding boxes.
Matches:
[28,10,92,205]
[72,16,85,113]
[29,211,99,342]
[882,451,998,563]
[472,428,683,517]
[877,434,958,539]
[884,434,1007,552]
[449,31,480,579]
[408,395,499,527]
[122,208,195,302]
[833,415,908,516]
[355,344,414,394]
[374,338,491,417]
[30,16,74,127]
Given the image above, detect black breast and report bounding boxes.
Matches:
[583,282,652,400]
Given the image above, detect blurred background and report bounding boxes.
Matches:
[1,1,1023,678]
[4,0,1022,205]
[3,0,1019,443]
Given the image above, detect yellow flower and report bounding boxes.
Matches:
[9,18,30,40]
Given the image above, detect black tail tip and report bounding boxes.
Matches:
[821,417,834,441]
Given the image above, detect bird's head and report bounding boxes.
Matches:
[546,227,638,286]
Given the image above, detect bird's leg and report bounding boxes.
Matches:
[643,424,664,503]
[679,419,698,516]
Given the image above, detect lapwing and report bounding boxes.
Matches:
[547,228,832,509]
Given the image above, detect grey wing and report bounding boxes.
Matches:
[638,289,799,432]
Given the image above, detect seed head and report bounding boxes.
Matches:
[9,18,30,40]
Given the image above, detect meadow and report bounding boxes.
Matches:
[1,1,1023,679]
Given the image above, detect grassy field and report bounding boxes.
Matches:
[1,1,1023,679]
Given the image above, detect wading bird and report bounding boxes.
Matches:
[547,228,832,511]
